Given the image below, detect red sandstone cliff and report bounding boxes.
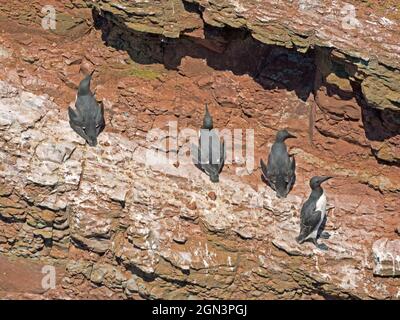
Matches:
[0,0,399,299]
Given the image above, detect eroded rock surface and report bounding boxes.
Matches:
[0,80,399,299]
[0,0,399,299]
[372,238,400,277]
[87,0,400,167]
[91,0,400,111]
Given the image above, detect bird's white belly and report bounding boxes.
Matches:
[316,192,327,214]
[305,192,327,240]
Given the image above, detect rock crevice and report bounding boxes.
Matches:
[90,0,400,165]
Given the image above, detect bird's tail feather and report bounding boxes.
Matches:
[295,234,306,244]
[77,73,93,96]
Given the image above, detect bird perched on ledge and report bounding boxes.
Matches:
[192,104,225,183]
[296,176,333,251]
[260,129,296,198]
[68,71,105,147]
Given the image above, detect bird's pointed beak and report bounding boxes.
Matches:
[288,133,297,139]
[320,176,333,184]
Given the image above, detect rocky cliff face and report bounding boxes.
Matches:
[0,0,399,299]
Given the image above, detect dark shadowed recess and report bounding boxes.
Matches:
[92,4,400,163]
[189,1,398,148]
[92,7,316,102]
[361,100,400,143]
[325,53,400,144]
[355,79,400,166]
[114,256,190,300]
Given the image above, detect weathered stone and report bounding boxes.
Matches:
[70,233,111,254]
[33,227,53,240]
[92,0,203,38]
[66,260,93,279]
[125,277,139,294]
[26,209,56,228]
[27,174,59,188]
[0,83,45,128]
[372,238,400,277]
[91,0,400,113]
[35,142,76,164]
[0,45,11,59]
[38,195,68,211]
[90,264,108,284]
[52,229,70,242]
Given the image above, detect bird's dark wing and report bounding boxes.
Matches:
[265,145,286,190]
[263,157,278,190]
[208,131,222,165]
[198,131,210,166]
[266,148,276,172]
[260,158,275,189]
[289,155,295,174]
[202,162,219,179]
[197,131,221,179]
[218,139,225,173]
[285,155,296,193]
[75,95,98,118]
[69,106,91,141]
[298,200,321,242]
[95,101,106,135]
[204,131,222,177]
[68,106,83,126]
[191,143,203,171]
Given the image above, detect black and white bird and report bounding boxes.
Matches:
[68,72,105,147]
[192,105,225,183]
[260,129,296,198]
[296,176,333,251]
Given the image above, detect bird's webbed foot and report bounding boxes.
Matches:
[317,243,329,251]
[319,231,331,239]
[312,238,329,251]
[295,236,303,244]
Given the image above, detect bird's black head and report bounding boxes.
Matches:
[209,171,220,183]
[69,102,105,147]
[275,181,290,199]
[310,176,333,189]
[82,108,104,147]
[202,104,213,130]
[275,129,296,143]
